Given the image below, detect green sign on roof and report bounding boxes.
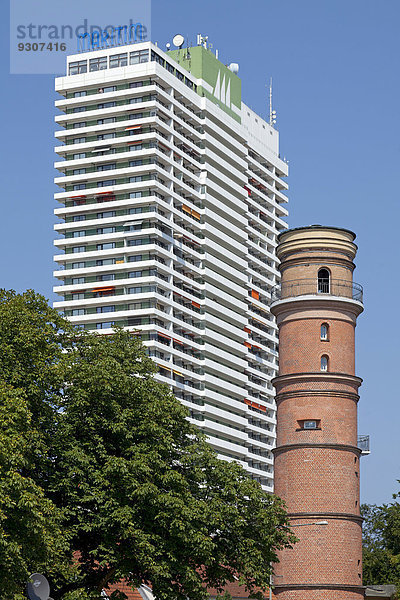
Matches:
[168,45,241,123]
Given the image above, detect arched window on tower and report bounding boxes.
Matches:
[320,355,329,372]
[321,323,329,341]
[318,268,330,293]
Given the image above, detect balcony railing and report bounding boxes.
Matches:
[358,435,370,455]
[271,278,363,303]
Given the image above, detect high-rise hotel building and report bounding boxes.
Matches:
[53,39,289,490]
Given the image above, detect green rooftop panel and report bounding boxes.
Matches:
[168,45,241,123]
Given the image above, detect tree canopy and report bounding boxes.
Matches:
[0,289,295,600]
[362,495,400,593]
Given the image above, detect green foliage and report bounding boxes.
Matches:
[0,290,73,596]
[0,290,295,600]
[362,497,400,593]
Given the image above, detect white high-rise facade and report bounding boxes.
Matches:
[53,40,288,491]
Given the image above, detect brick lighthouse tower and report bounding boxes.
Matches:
[270,226,364,600]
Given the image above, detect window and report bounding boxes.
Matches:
[72,245,86,253]
[73,122,86,129]
[73,91,87,97]
[130,176,142,183]
[73,184,86,190]
[97,305,115,313]
[129,206,144,214]
[185,77,193,90]
[128,237,150,246]
[97,117,116,125]
[97,242,116,251]
[175,70,184,81]
[125,223,143,232]
[130,112,143,120]
[151,51,165,67]
[304,420,318,429]
[103,85,117,93]
[73,137,86,144]
[97,227,116,234]
[318,268,330,293]
[71,308,85,316]
[73,153,86,159]
[73,106,86,113]
[73,215,85,222]
[96,321,115,329]
[96,258,114,266]
[97,211,116,219]
[129,270,142,278]
[97,163,116,171]
[129,159,143,167]
[73,168,86,175]
[128,286,144,294]
[320,355,329,372]
[98,179,116,187]
[128,254,142,262]
[98,102,116,109]
[130,191,143,198]
[165,62,174,74]
[72,230,85,237]
[89,56,107,71]
[130,49,149,64]
[72,261,85,269]
[69,60,87,75]
[109,53,128,68]
[97,273,115,281]
[129,81,143,88]
[97,133,115,140]
[71,292,84,300]
[321,323,329,341]
[72,277,85,284]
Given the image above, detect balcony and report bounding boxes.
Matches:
[271,278,363,303]
[358,435,370,455]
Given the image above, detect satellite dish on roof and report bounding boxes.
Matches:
[172,34,185,48]
[27,574,50,600]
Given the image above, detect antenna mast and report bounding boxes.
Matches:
[269,77,276,127]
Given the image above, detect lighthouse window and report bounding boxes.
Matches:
[321,323,329,341]
[321,355,329,371]
[297,419,321,430]
[318,268,330,293]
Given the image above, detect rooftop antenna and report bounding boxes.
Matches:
[185,38,191,60]
[269,77,276,127]
[197,34,208,49]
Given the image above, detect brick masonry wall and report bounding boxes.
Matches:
[273,518,362,587]
[278,315,355,375]
[274,447,360,514]
[275,394,358,446]
[274,589,363,600]
[271,228,364,600]
[279,249,355,285]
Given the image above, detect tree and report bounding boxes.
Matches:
[362,498,400,592]
[0,290,296,600]
[0,290,73,596]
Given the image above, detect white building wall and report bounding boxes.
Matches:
[53,41,289,491]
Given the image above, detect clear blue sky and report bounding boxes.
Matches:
[1,0,399,505]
